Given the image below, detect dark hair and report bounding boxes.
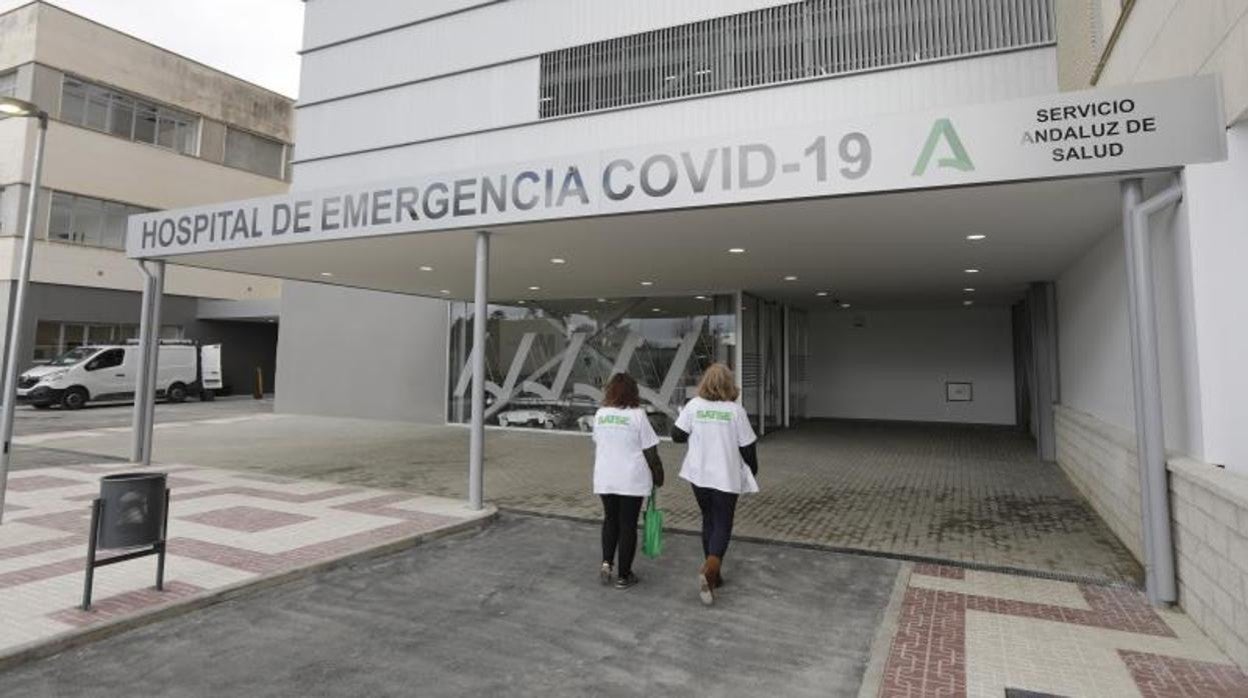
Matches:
[602,373,641,409]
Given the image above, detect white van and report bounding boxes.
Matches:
[16,341,218,410]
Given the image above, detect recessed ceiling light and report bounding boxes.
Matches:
[550,257,566,264]
[728,247,746,254]
[963,300,975,306]
[965,268,980,273]
[419,265,433,272]
[652,308,662,312]
[640,281,654,286]
[440,289,450,294]
[517,300,527,304]
[963,287,976,292]
[319,272,333,277]
[816,291,829,297]
[784,275,798,281]
[581,309,590,313]
[529,285,541,291]
[840,303,852,309]
[966,234,987,241]
[694,295,709,300]
[596,298,607,303]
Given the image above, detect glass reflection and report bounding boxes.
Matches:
[448,295,736,433]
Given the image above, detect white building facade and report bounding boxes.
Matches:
[126,0,1248,669]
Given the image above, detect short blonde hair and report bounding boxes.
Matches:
[696,363,739,402]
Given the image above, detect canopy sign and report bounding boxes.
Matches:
[128,76,1225,258]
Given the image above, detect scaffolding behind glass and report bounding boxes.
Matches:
[448,295,736,434]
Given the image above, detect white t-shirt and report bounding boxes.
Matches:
[592,407,661,496]
[676,397,759,494]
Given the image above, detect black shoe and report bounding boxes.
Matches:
[614,572,639,589]
[600,562,613,586]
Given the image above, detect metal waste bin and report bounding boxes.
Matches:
[98,473,167,549]
[83,472,170,610]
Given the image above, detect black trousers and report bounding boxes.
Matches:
[691,484,739,559]
[600,494,644,576]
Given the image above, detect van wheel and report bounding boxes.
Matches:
[167,383,188,403]
[61,387,88,410]
[543,420,555,430]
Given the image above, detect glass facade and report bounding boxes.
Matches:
[447,295,736,433]
[33,321,182,363]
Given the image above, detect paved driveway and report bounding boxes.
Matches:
[0,516,901,698]
[10,410,1141,583]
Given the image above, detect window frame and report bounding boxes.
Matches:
[58,74,201,157]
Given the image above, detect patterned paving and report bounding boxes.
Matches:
[0,463,491,657]
[419,421,1141,582]
[879,563,1248,697]
[13,411,1142,582]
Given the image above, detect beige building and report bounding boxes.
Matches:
[0,1,290,392]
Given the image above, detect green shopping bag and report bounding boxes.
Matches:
[642,488,664,559]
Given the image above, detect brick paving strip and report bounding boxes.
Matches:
[0,462,495,671]
[878,563,1248,697]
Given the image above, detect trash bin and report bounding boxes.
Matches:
[98,472,168,549]
[82,472,170,610]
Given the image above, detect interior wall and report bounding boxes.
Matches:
[274,280,449,423]
[805,307,1016,425]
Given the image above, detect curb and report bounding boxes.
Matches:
[0,509,497,673]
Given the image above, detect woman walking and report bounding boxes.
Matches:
[592,373,664,589]
[672,363,758,606]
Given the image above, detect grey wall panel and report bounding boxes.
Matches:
[274,281,448,424]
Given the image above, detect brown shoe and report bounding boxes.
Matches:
[699,556,721,606]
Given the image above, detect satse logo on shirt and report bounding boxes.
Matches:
[694,409,734,423]
[597,414,631,426]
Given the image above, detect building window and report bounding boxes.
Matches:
[539,0,1056,118]
[60,76,199,155]
[47,191,150,250]
[33,321,182,363]
[224,127,286,180]
[0,71,16,98]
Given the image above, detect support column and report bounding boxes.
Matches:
[1123,177,1183,605]
[1028,281,1060,461]
[468,231,489,510]
[141,261,165,466]
[131,262,156,462]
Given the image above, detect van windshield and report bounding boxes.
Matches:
[46,347,99,367]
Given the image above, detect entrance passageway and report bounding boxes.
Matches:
[20,405,1141,584]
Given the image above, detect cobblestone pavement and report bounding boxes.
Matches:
[881,563,1248,697]
[0,461,490,658]
[16,413,1142,584]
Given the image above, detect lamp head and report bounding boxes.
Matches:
[0,97,47,122]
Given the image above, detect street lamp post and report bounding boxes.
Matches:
[0,97,50,524]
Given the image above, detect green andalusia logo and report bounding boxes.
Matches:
[912,118,975,176]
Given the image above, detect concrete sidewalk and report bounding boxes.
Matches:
[0,462,494,665]
[3,515,1246,697]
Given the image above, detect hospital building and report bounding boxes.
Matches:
[119,0,1248,669]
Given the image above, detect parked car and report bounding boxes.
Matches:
[16,341,218,410]
[496,408,558,429]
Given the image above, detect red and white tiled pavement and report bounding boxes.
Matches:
[879,563,1248,697]
[0,463,491,657]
